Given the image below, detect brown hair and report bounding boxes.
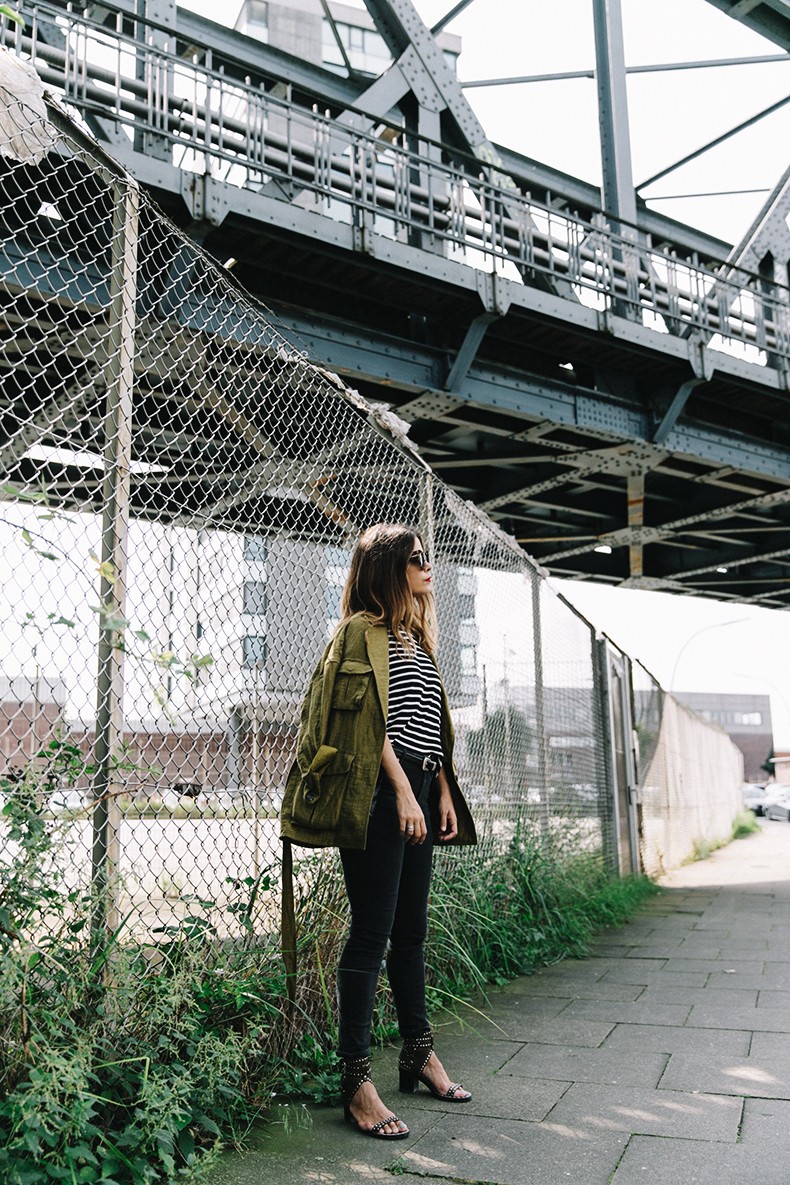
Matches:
[338,523,437,655]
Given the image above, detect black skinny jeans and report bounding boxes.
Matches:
[337,757,435,1059]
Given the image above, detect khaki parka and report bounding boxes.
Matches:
[280,613,477,850]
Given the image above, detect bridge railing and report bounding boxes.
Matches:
[3,0,789,367]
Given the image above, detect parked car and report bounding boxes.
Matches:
[742,783,767,816]
[763,784,790,822]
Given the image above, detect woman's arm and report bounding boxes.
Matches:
[380,735,427,845]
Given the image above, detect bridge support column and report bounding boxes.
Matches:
[593,0,640,320]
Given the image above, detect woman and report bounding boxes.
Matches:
[280,523,477,1140]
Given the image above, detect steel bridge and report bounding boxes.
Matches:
[3,0,790,605]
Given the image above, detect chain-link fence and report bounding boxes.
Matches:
[632,661,744,876]
[0,81,744,973]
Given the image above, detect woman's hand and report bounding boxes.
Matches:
[394,785,427,844]
[436,769,458,842]
[380,734,427,844]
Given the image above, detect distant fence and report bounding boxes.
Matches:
[0,80,743,961]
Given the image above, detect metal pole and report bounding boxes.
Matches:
[252,661,262,879]
[421,469,435,562]
[592,0,638,232]
[593,634,619,875]
[91,176,139,953]
[531,574,550,833]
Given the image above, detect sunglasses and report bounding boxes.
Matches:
[408,550,430,569]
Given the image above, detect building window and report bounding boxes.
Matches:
[244,534,268,562]
[243,580,267,615]
[460,645,476,674]
[242,635,266,667]
[322,19,391,74]
[738,712,763,726]
[458,593,476,621]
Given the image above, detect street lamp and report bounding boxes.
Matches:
[669,617,748,691]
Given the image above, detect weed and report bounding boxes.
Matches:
[731,810,759,839]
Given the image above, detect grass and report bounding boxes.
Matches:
[731,809,760,839]
[686,809,761,861]
[1,783,659,1183]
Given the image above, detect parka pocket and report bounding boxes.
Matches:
[331,659,373,711]
[291,749,355,831]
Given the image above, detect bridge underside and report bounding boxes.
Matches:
[3,0,790,606]
[223,229,790,606]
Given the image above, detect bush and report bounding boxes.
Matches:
[0,770,284,1184]
[1,771,658,1180]
[731,809,760,839]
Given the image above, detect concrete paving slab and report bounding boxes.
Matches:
[485,1015,615,1046]
[659,1051,790,1098]
[482,995,570,1022]
[715,947,776,961]
[207,1103,435,1185]
[751,1032,790,1059]
[545,1081,742,1141]
[504,1043,668,1087]
[586,957,668,974]
[706,972,786,991]
[623,944,689,958]
[696,919,776,929]
[757,989,790,1009]
[397,1113,628,1185]
[557,999,692,1026]
[685,1004,790,1032]
[400,1073,572,1123]
[610,1135,785,1185]
[513,959,607,983]
[600,967,710,988]
[507,979,644,1002]
[601,1023,751,1057]
[666,941,723,958]
[634,986,758,1008]
[741,1097,790,1143]
[661,958,765,975]
[763,959,790,974]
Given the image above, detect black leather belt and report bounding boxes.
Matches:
[393,744,442,773]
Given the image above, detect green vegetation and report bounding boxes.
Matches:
[0,6,24,26]
[425,824,658,999]
[1,759,657,1183]
[731,809,760,839]
[686,809,759,861]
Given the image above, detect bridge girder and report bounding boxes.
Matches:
[3,0,790,606]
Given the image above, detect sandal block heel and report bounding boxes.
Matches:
[399,1069,419,1094]
[398,1031,472,1103]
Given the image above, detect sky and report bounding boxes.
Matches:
[175,0,790,748]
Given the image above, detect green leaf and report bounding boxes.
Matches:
[0,6,25,27]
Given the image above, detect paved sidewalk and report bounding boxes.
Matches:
[211,821,790,1185]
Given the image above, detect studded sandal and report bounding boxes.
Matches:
[341,1055,409,1139]
[398,1031,471,1101]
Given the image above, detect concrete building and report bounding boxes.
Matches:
[233,0,461,75]
[673,692,773,783]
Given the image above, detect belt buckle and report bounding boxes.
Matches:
[422,755,437,772]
